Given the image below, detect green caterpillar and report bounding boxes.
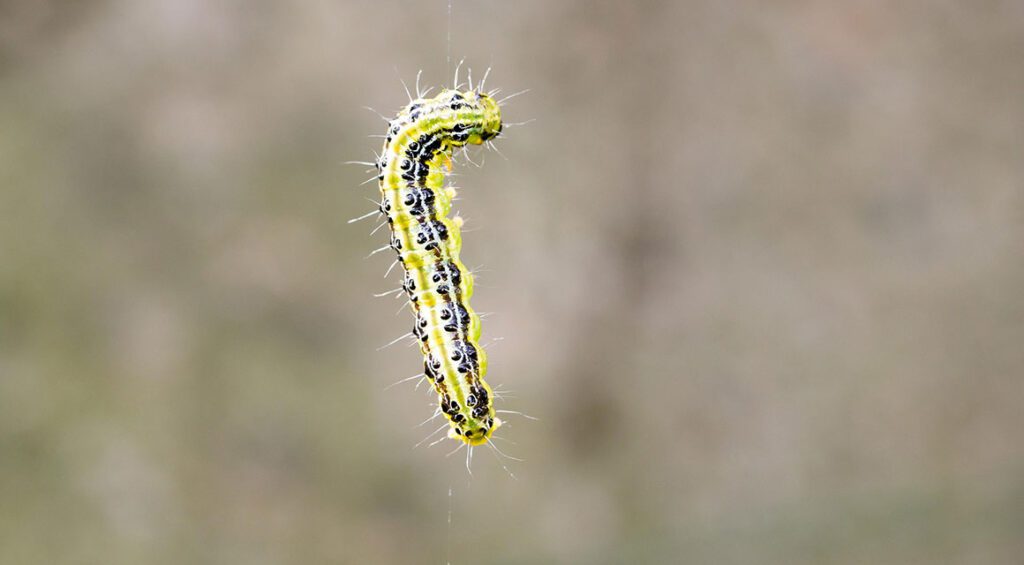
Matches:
[375,86,502,446]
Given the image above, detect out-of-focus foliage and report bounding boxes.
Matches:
[1,1,1022,563]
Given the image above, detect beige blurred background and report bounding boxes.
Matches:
[2,1,1023,563]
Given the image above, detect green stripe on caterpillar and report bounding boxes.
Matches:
[374,79,503,446]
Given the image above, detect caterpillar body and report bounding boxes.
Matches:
[375,87,503,446]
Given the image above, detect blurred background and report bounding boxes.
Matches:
[1,1,1022,563]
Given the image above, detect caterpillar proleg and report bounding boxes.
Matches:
[372,78,503,446]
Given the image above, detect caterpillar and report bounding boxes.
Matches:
[371,75,503,446]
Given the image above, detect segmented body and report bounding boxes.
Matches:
[377,88,502,445]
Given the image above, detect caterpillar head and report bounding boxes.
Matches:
[438,89,502,146]
[473,92,502,143]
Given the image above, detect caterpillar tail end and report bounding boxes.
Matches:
[449,417,502,446]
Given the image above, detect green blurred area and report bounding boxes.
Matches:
[1,1,1022,563]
